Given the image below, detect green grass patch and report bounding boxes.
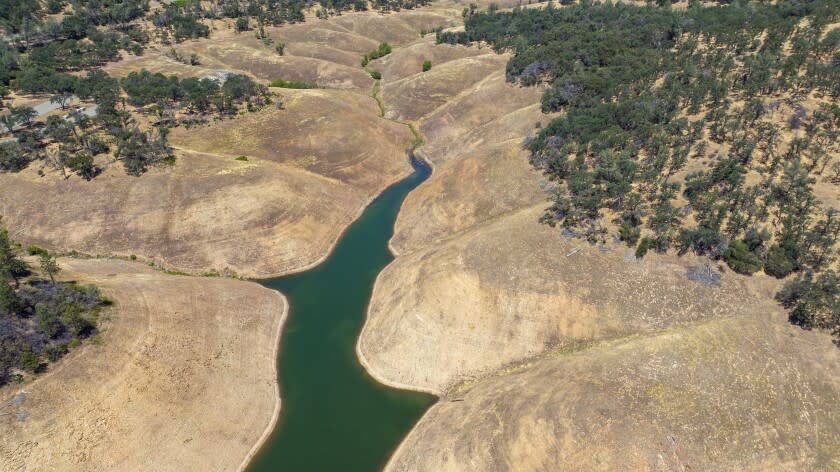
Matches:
[235,155,249,161]
[269,79,316,89]
[169,0,198,7]
[370,81,384,118]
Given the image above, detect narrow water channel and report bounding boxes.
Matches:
[249,155,436,471]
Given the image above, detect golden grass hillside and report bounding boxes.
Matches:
[387,311,840,471]
[0,8,476,277]
[0,91,413,277]
[0,258,285,471]
[362,205,783,393]
[357,12,840,469]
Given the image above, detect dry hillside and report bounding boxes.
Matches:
[0,6,468,278]
[0,92,412,277]
[354,8,840,470]
[0,258,285,471]
[1,1,837,470]
[389,311,840,471]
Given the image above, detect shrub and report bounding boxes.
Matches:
[618,223,640,246]
[635,237,653,259]
[27,245,48,256]
[268,79,315,89]
[235,155,248,161]
[65,152,96,180]
[0,142,29,172]
[362,42,392,67]
[235,17,250,32]
[0,228,107,387]
[422,60,432,72]
[275,42,285,56]
[764,244,795,278]
[724,240,762,275]
[776,271,839,338]
[369,70,381,80]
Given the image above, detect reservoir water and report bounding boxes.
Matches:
[249,155,436,471]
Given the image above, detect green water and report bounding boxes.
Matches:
[249,155,436,472]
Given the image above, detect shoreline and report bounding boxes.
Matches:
[248,155,416,281]
[355,263,443,397]
[237,150,431,471]
[235,292,289,472]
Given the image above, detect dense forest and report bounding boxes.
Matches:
[161,0,433,31]
[442,0,840,341]
[1,223,107,387]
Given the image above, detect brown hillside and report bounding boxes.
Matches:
[0,258,285,471]
[388,311,840,471]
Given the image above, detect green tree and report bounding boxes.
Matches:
[764,244,795,278]
[0,142,29,171]
[0,113,18,133]
[11,106,36,127]
[39,252,60,283]
[0,227,27,284]
[0,277,20,314]
[724,240,762,275]
[64,152,96,179]
[635,237,653,259]
[776,271,839,336]
[50,92,72,110]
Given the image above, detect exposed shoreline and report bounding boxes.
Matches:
[247,163,415,280]
[236,294,289,472]
[238,150,433,471]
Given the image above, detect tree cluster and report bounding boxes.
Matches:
[0,225,106,386]
[361,42,392,67]
[451,0,840,341]
[2,65,269,176]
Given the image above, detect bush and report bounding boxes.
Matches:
[269,79,315,89]
[27,245,48,256]
[0,228,107,387]
[635,237,653,259]
[0,142,29,172]
[764,244,795,278]
[369,70,382,80]
[422,60,432,72]
[65,152,96,180]
[235,17,250,32]
[275,42,285,56]
[724,240,762,275]
[235,155,248,161]
[776,271,839,338]
[618,223,640,246]
[362,42,392,66]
